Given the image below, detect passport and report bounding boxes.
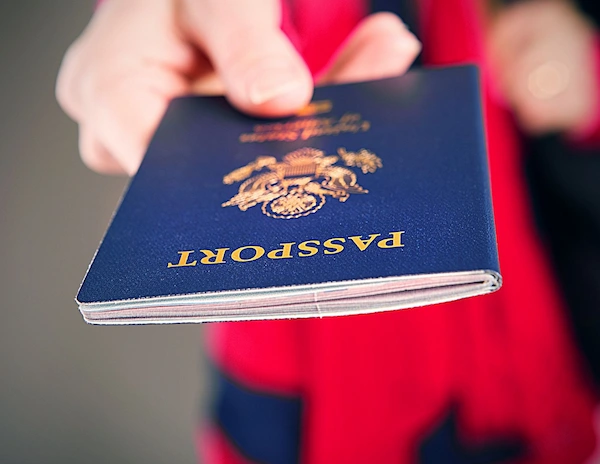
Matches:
[76,65,501,324]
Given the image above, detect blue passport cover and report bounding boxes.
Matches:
[77,65,500,320]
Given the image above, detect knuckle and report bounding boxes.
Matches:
[56,42,85,116]
[56,38,123,120]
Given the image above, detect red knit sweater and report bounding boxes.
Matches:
[204,1,599,463]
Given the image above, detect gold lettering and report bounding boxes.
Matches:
[267,242,296,260]
[199,248,229,265]
[298,240,320,257]
[239,131,298,143]
[231,246,265,262]
[167,250,197,268]
[323,238,345,255]
[170,231,404,267]
[240,113,370,144]
[339,113,360,123]
[348,234,380,251]
[377,231,405,249]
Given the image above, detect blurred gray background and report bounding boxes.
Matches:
[0,2,206,463]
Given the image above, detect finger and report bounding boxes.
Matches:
[318,12,421,85]
[181,0,313,117]
[56,39,85,121]
[82,64,190,175]
[79,125,127,175]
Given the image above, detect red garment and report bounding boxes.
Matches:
[203,1,599,463]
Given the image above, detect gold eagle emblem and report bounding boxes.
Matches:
[222,147,382,219]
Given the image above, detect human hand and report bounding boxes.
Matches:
[56,0,420,175]
[488,0,598,135]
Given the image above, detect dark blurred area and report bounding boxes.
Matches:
[578,0,600,19]
[526,134,600,387]
[0,2,205,463]
[525,0,600,389]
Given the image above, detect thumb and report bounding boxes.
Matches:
[181,0,313,117]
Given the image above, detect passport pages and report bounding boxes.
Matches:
[76,66,501,324]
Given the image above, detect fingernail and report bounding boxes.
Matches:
[248,68,305,105]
